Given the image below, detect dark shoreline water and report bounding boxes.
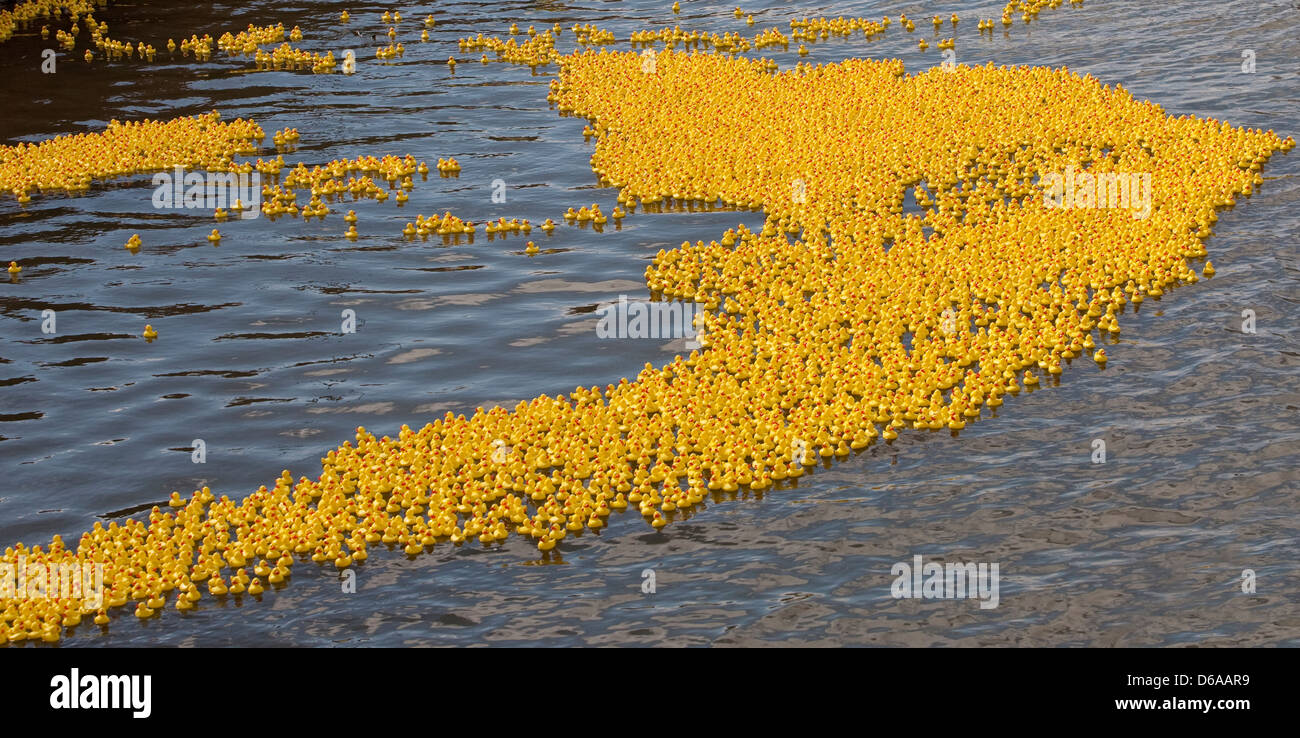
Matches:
[1,0,1297,646]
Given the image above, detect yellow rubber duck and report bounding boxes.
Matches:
[1094,349,1107,364]
[525,241,539,254]
[208,576,228,596]
[7,261,20,276]
[1203,261,1215,277]
[207,228,221,243]
[142,324,158,340]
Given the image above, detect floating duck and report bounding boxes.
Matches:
[207,228,221,243]
[7,261,20,276]
[142,325,158,340]
[525,241,539,254]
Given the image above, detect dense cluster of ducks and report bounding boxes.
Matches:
[4,4,334,73]
[216,23,286,55]
[459,29,560,68]
[0,112,469,238]
[404,211,476,239]
[0,112,263,203]
[0,0,108,45]
[790,16,890,43]
[255,43,337,72]
[2,4,1292,643]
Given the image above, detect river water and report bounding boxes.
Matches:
[0,0,1297,646]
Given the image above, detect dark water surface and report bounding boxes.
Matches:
[0,1,1297,646]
